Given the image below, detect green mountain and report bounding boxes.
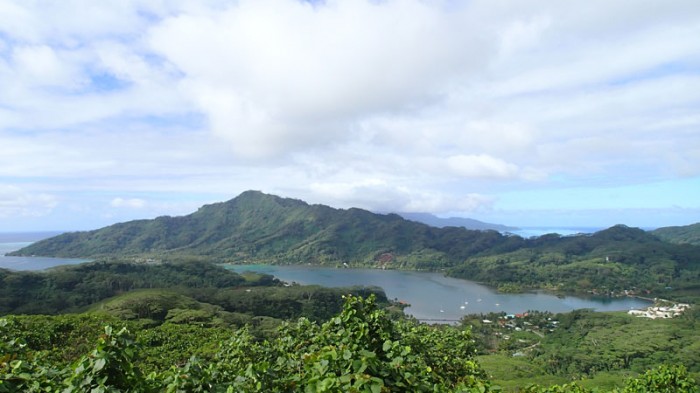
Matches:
[10,190,519,268]
[449,224,700,295]
[652,222,700,246]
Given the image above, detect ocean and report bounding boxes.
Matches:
[0,231,90,271]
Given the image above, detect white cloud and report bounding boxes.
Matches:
[1,0,700,229]
[446,154,519,179]
[11,45,83,88]
[0,185,57,218]
[308,179,495,214]
[110,197,147,209]
[147,0,494,158]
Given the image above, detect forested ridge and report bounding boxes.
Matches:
[653,223,700,246]
[10,191,700,300]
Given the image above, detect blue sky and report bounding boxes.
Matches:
[1,0,699,232]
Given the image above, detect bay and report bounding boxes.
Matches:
[226,264,652,322]
[0,232,90,271]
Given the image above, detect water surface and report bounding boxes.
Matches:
[0,232,90,271]
[226,264,651,321]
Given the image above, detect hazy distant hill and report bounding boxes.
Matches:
[652,223,700,246]
[397,212,517,232]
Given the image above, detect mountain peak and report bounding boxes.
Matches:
[9,191,514,265]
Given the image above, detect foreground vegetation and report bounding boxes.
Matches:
[464,307,700,390]
[2,295,697,392]
[0,259,697,390]
[0,259,389,324]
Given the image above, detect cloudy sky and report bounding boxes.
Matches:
[1,0,699,232]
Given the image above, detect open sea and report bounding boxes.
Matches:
[0,231,90,271]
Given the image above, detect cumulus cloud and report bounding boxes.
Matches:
[446,154,520,179]
[147,0,493,158]
[110,197,147,209]
[1,0,699,229]
[308,179,494,214]
[0,185,57,218]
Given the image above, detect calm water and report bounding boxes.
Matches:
[0,232,90,271]
[226,264,651,321]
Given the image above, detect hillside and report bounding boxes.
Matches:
[449,225,700,296]
[0,257,388,322]
[653,223,700,246]
[9,190,520,268]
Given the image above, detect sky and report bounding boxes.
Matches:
[1,0,700,232]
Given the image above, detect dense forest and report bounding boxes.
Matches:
[9,191,700,301]
[2,294,697,392]
[653,223,700,246]
[0,259,390,325]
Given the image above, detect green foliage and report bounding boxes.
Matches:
[449,225,700,297]
[1,296,492,392]
[2,298,698,392]
[653,223,700,246]
[623,364,697,392]
[0,318,67,392]
[0,259,249,315]
[493,364,698,392]
[64,326,150,392]
[468,308,700,391]
[0,314,127,367]
[531,310,700,378]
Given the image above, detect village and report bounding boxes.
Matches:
[627,302,692,319]
[462,310,559,355]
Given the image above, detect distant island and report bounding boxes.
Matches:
[395,212,518,232]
